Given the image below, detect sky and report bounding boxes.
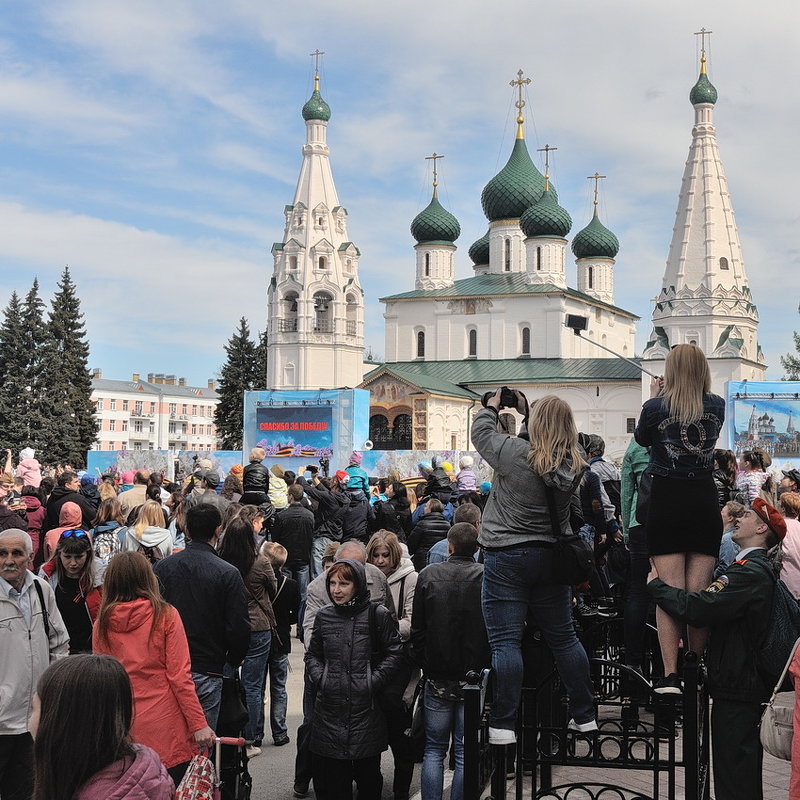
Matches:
[0,0,798,386]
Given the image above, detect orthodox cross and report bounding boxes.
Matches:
[310,49,325,75]
[510,69,532,135]
[537,144,557,191]
[694,28,712,70]
[587,172,606,211]
[425,152,444,198]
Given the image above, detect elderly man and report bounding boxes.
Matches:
[0,529,69,799]
[648,498,786,800]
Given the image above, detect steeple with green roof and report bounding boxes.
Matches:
[302,72,331,122]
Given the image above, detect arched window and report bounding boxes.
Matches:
[536,246,542,270]
[282,292,299,332]
[345,294,358,336]
[289,255,297,270]
[369,414,390,446]
[719,257,729,270]
[588,266,593,289]
[424,253,430,276]
[468,328,477,357]
[313,292,333,332]
[521,326,531,355]
[416,331,425,359]
[504,238,511,272]
[392,414,412,448]
[318,256,327,270]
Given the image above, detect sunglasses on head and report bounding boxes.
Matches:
[60,529,88,540]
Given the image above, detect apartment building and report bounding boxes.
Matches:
[90,371,220,452]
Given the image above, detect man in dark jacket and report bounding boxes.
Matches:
[339,470,374,545]
[272,484,315,630]
[648,498,786,800]
[407,498,451,571]
[42,471,95,533]
[242,447,270,505]
[153,504,250,730]
[297,471,347,578]
[410,523,490,800]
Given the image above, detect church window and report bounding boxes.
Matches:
[289,256,297,270]
[521,327,531,355]
[318,216,323,226]
[468,329,477,357]
[392,414,412,448]
[504,238,511,272]
[416,331,425,359]
[588,266,593,289]
[346,294,358,336]
[719,257,729,270]
[536,246,542,270]
[627,418,636,433]
[424,253,430,276]
[451,433,458,450]
[313,292,333,332]
[318,256,327,270]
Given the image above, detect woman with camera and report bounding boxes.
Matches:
[472,389,596,744]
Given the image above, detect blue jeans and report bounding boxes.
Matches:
[267,650,290,741]
[421,686,464,800]
[240,630,272,744]
[311,537,333,579]
[482,546,594,730]
[192,672,224,731]
[283,564,310,633]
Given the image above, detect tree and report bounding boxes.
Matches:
[0,292,32,454]
[782,304,800,380]
[215,318,258,450]
[253,330,268,390]
[38,268,98,466]
[20,280,50,454]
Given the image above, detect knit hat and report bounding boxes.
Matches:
[121,471,135,484]
[19,448,35,461]
[79,474,95,487]
[229,464,244,477]
[442,462,453,474]
[460,455,474,469]
[480,481,492,494]
[335,470,350,485]
[270,464,285,478]
[349,451,363,466]
[751,498,787,540]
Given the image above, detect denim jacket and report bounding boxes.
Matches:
[634,393,725,478]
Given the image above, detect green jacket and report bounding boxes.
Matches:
[620,439,649,535]
[648,548,774,702]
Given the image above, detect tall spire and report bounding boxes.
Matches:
[510,69,531,139]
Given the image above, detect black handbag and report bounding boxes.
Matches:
[634,470,653,526]
[217,675,249,735]
[545,485,594,585]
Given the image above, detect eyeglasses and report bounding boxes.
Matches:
[59,529,88,540]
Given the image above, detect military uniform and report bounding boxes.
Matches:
[648,547,775,800]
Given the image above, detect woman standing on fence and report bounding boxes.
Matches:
[471,391,596,744]
[634,344,724,694]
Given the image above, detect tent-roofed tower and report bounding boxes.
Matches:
[266,52,365,390]
[641,32,765,386]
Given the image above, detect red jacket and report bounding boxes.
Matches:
[93,599,208,768]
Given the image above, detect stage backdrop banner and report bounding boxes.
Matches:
[86,450,243,482]
[256,406,333,458]
[726,380,800,472]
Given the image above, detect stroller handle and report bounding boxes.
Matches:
[214,736,245,747]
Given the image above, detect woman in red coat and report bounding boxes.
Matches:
[93,551,214,785]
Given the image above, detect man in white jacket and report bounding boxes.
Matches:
[0,528,69,799]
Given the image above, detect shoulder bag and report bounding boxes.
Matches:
[760,636,800,760]
[545,485,594,585]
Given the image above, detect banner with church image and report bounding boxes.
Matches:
[726,381,800,472]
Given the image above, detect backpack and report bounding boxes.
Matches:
[175,752,217,800]
[137,542,164,565]
[753,560,800,690]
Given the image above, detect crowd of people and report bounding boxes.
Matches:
[2,345,800,799]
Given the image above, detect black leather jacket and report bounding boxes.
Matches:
[407,511,451,572]
[242,461,270,494]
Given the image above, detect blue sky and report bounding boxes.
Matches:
[0,0,798,386]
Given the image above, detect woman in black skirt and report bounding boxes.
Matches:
[634,344,725,694]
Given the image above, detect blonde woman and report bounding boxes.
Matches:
[471,391,594,744]
[121,500,173,563]
[634,344,725,694]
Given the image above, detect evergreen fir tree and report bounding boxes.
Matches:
[39,268,98,467]
[0,292,32,454]
[253,329,268,390]
[215,318,257,450]
[782,304,800,380]
[20,280,50,455]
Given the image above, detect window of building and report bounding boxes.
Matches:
[149,402,156,414]
[289,255,297,270]
[451,433,458,450]
[134,421,143,433]
[536,246,542,270]
[424,253,430,276]
[504,238,511,272]
[416,330,425,359]
[133,442,142,451]
[468,328,477,357]
[169,403,177,414]
[109,399,116,411]
[313,292,333,332]
[122,400,129,411]
[521,327,531,356]
[95,399,103,412]
[318,256,327,270]
[627,418,636,433]
[192,405,197,416]
[182,404,188,414]
[109,420,116,431]
[719,257,729,270]
[191,424,197,435]
[133,400,142,414]
[107,442,114,450]
[588,266,593,289]
[122,421,128,431]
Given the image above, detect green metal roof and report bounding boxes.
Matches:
[380,272,638,318]
[690,72,718,105]
[520,189,572,238]
[410,194,461,244]
[468,230,490,265]
[302,88,331,121]
[338,242,361,255]
[571,211,620,259]
[481,138,554,222]
[363,358,641,397]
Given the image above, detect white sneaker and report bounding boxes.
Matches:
[488,726,516,745]
[567,718,598,733]
[246,745,262,758]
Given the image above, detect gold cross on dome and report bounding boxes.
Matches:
[537,144,557,191]
[587,172,607,210]
[425,152,444,197]
[510,69,532,125]
[694,28,712,71]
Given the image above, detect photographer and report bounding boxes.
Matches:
[296,466,348,579]
[471,389,596,744]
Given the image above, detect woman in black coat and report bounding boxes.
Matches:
[241,447,270,506]
[373,482,413,542]
[407,498,451,571]
[306,558,402,799]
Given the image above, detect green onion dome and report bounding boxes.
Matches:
[481,138,554,222]
[410,195,461,244]
[468,230,490,264]
[571,212,619,259]
[302,82,331,122]
[689,71,718,105]
[520,189,572,238]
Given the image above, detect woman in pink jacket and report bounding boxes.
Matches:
[31,654,174,800]
[93,551,214,784]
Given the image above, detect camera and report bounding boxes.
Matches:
[481,387,518,410]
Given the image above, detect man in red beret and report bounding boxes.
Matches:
[647,497,787,800]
